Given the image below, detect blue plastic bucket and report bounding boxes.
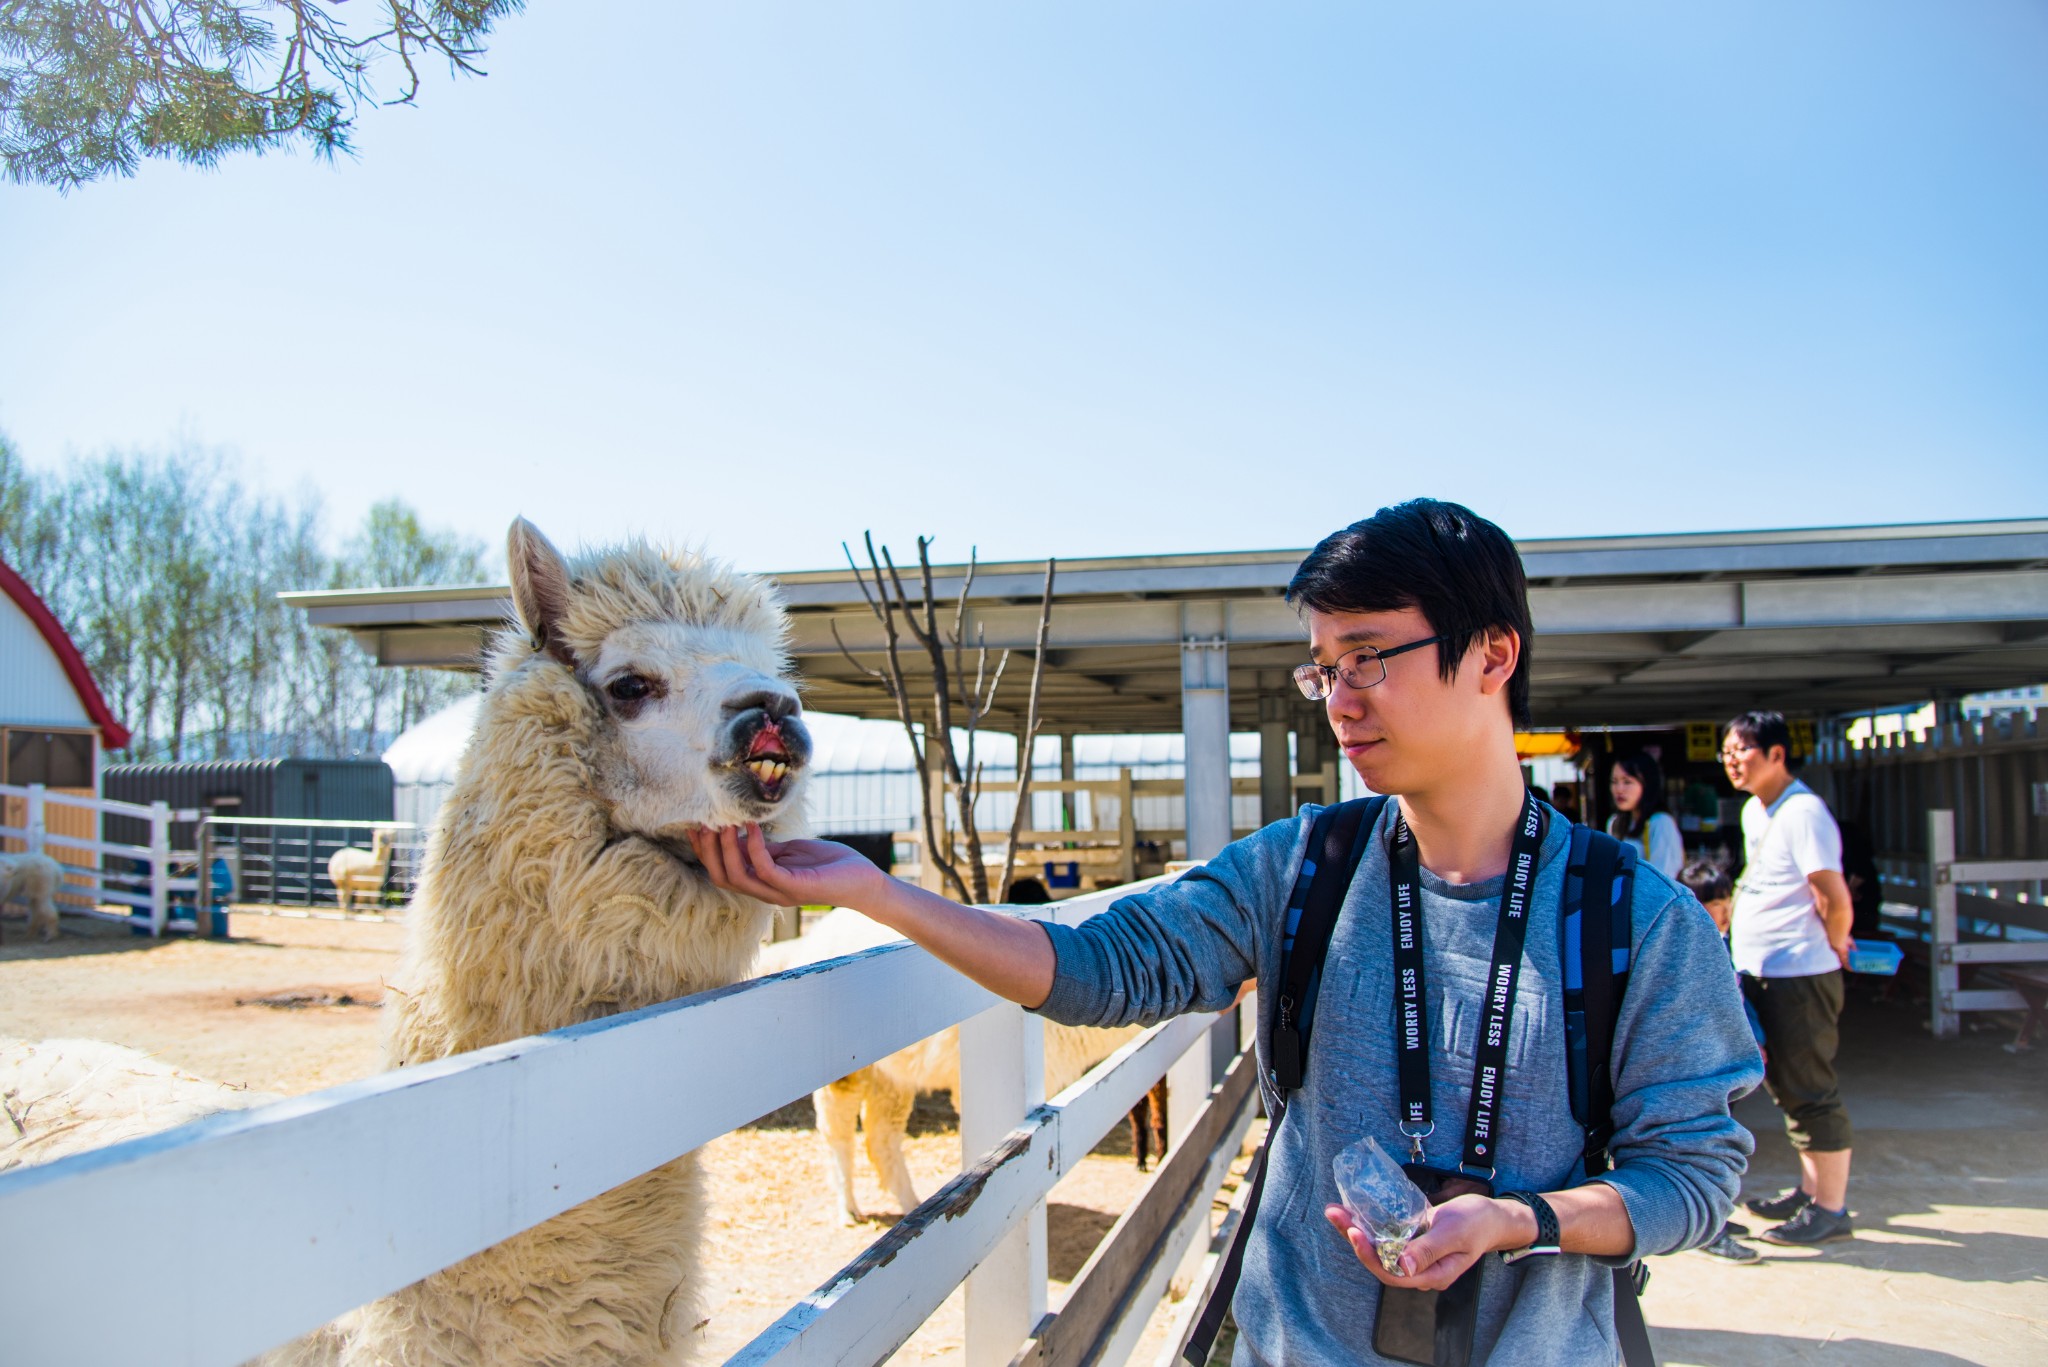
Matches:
[1846,939,1904,976]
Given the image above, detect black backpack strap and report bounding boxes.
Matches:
[1613,1264,1659,1367]
[1563,824,1655,1367]
[1182,796,1382,1366]
[1563,824,1635,1177]
[1270,796,1384,1092]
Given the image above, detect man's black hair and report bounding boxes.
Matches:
[1678,858,1732,906]
[1285,498,1534,725]
[1724,709,1796,767]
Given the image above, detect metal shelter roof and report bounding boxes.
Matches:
[282,518,2048,732]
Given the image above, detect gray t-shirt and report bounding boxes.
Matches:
[1033,801,1763,1367]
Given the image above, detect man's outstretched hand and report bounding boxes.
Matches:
[686,823,888,909]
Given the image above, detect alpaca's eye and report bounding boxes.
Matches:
[608,674,653,702]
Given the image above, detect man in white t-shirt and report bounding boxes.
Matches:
[1722,710,1856,1246]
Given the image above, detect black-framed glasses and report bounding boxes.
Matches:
[1293,635,1443,701]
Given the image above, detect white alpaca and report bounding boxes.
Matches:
[0,520,810,1367]
[256,518,815,1367]
[0,851,63,943]
[759,908,1140,1225]
[325,829,394,911]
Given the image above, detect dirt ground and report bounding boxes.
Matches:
[6,909,2045,1365]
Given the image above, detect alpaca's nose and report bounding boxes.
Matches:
[723,690,799,723]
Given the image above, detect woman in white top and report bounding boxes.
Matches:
[1608,750,1685,877]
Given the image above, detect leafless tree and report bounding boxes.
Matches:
[833,533,1055,904]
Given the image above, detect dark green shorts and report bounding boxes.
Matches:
[1741,970,1852,1152]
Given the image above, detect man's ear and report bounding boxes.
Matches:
[508,518,578,671]
[1475,625,1521,698]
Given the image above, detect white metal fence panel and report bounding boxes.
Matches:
[0,879,1244,1367]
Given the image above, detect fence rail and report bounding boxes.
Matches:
[0,783,197,933]
[0,785,430,934]
[0,879,1253,1367]
[1872,808,2048,1038]
[199,815,426,917]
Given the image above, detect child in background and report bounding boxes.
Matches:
[1681,857,1766,1264]
[1683,857,1735,935]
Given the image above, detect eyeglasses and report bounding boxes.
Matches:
[1293,635,1443,701]
[1719,744,1756,762]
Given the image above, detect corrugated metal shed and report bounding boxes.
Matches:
[102,760,395,849]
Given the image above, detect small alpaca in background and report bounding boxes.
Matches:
[759,907,1147,1225]
[0,851,63,943]
[327,829,395,911]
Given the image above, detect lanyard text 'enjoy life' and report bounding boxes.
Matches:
[1388,790,1546,1175]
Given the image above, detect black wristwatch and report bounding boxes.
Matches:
[1499,1190,1562,1263]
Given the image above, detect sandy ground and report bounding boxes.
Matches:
[6,909,2045,1365]
[1642,984,2048,1367]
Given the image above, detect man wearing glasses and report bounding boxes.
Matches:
[1721,710,1857,1247]
[692,499,1760,1365]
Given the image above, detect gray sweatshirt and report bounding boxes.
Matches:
[1034,802,1763,1366]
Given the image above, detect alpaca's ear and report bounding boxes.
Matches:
[508,518,578,670]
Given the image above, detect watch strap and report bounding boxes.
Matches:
[1500,1190,1562,1262]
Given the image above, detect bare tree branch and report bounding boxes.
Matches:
[998,558,1058,901]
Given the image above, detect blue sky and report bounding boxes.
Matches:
[4,1,2046,574]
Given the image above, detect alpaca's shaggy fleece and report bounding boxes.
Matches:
[759,909,1140,1225]
[0,851,62,942]
[270,524,809,1367]
[0,1037,276,1173]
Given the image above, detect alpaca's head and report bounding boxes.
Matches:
[497,518,812,836]
[371,829,395,858]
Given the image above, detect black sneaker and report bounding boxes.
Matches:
[1724,1220,1751,1237]
[1761,1203,1853,1246]
[1692,1227,1762,1264]
[1744,1188,1811,1221]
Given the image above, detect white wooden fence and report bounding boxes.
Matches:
[0,782,197,934]
[1877,808,2048,1038]
[0,881,1260,1367]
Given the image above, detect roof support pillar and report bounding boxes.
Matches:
[1182,606,1231,861]
[1259,688,1292,826]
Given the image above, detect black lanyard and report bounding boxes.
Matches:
[1388,791,1546,1177]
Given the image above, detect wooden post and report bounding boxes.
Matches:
[1929,808,1959,1039]
[1117,767,1135,885]
[1060,734,1076,832]
[149,800,171,936]
[926,754,951,895]
[25,783,45,857]
[959,1002,1047,1367]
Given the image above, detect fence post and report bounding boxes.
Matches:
[26,783,46,857]
[959,1000,1047,1367]
[1163,1021,1220,1297]
[1117,767,1135,884]
[1928,808,1959,1039]
[150,800,171,936]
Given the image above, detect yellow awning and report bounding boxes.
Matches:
[1514,731,1581,759]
